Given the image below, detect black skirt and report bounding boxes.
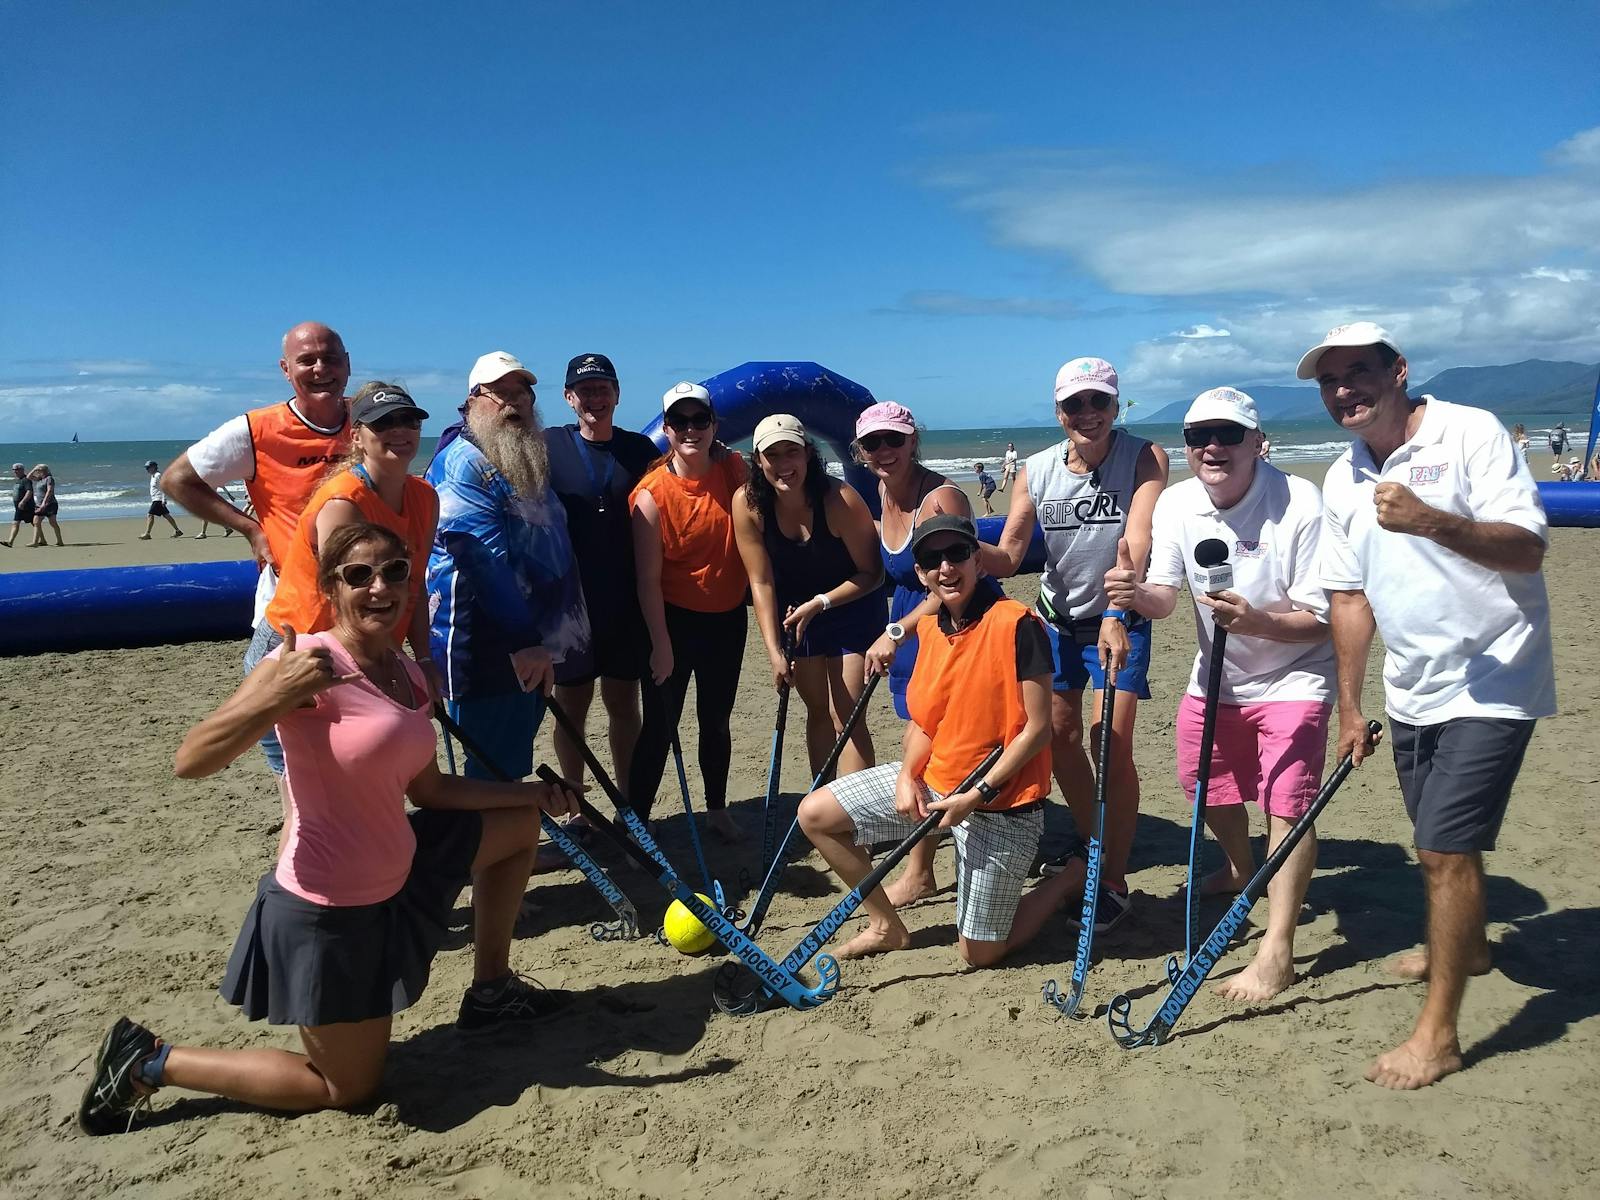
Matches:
[220,809,482,1026]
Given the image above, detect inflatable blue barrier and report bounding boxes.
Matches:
[0,560,257,654]
[1537,481,1600,528]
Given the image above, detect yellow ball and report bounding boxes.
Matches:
[663,894,716,954]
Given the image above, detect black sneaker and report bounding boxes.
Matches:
[1037,835,1087,878]
[456,973,575,1031]
[1064,886,1133,935]
[78,1018,158,1136]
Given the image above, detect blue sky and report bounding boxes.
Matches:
[3,1,1598,440]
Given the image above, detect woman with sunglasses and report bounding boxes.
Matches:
[733,414,884,779]
[78,523,581,1135]
[627,382,749,837]
[993,357,1168,933]
[856,401,1003,905]
[798,514,1086,965]
[265,382,442,701]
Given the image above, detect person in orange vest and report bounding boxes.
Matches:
[798,514,1086,966]
[163,321,352,775]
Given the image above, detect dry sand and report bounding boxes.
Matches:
[2,479,1598,1199]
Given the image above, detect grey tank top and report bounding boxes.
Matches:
[1025,429,1148,620]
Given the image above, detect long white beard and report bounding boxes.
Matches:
[468,405,549,497]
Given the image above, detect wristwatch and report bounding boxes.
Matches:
[974,779,1000,805]
[885,621,907,645]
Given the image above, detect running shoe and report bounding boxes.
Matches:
[1037,834,1087,878]
[78,1017,158,1136]
[456,973,575,1030]
[1064,886,1133,935]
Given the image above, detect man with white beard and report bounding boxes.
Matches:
[426,351,592,781]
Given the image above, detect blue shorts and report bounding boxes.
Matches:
[243,622,286,775]
[446,690,545,780]
[1041,615,1153,699]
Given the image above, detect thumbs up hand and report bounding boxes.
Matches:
[1103,536,1139,612]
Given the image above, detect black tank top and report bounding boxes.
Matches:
[761,485,859,607]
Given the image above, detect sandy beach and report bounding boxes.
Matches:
[2,471,1597,1199]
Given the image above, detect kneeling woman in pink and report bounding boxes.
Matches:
[78,522,580,1136]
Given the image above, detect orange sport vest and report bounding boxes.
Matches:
[243,401,351,571]
[908,597,1051,809]
[266,471,439,643]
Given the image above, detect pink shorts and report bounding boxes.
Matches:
[1176,695,1331,820]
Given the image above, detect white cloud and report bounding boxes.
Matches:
[924,129,1600,398]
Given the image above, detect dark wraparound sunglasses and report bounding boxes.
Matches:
[1058,393,1115,416]
[665,410,714,432]
[1182,425,1251,448]
[367,411,423,432]
[914,540,977,571]
[859,431,908,452]
[334,558,412,587]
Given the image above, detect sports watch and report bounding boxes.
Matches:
[974,779,1000,805]
[885,621,907,644]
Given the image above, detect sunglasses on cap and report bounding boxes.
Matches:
[664,410,714,432]
[858,431,908,452]
[913,540,977,571]
[1058,393,1115,416]
[1182,425,1251,448]
[333,558,412,588]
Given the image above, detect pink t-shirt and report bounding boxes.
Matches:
[267,633,437,906]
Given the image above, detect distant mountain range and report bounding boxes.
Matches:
[1127,359,1599,426]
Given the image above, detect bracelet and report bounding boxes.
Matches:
[813,592,832,611]
[1102,609,1131,623]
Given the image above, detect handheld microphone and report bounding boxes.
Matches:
[1191,537,1233,596]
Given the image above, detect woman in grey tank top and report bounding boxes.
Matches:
[991,357,1168,929]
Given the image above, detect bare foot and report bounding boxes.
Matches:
[1197,864,1251,898]
[1365,1032,1463,1089]
[1386,948,1491,981]
[1215,945,1296,1003]
[837,924,911,959]
[883,871,937,908]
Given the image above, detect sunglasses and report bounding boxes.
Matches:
[366,411,423,432]
[914,540,977,571]
[859,431,908,452]
[333,558,412,588]
[664,410,714,432]
[1058,393,1116,416]
[1182,425,1250,448]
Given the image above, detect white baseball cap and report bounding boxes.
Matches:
[1184,387,1260,430]
[753,413,806,453]
[469,351,537,391]
[1054,356,1119,401]
[1295,322,1402,380]
[662,381,714,414]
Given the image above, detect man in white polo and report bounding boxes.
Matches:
[1105,387,1334,1004]
[1305,321,1554,1090]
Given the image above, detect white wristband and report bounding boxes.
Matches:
[813,592,831,611]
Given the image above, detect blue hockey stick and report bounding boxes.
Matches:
[670,730,728,912]
[736,672,880,937]
[433,707,641,942]
[1042,675,1117,1019]
[1170,625,1229,984]
[1106,722,1379,1048]
[713,745,1004,1016]
[744,627,794,893]
[531,763,838,1010]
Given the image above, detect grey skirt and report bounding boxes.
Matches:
[220,809,482,1026]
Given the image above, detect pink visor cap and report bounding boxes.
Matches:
[1054,357,1119,402]
[855,401,917,439]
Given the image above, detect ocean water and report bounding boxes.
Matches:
[3,414,1588,520]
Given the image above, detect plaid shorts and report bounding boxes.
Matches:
[828,763,1044,942]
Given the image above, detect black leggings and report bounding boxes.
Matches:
[627,602,747,818]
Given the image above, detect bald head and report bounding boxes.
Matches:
[278,322,351,418]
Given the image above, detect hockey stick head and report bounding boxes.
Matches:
[1106,991,1168,1049]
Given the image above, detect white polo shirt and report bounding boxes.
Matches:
[1319,396,1555,725]
[1148,464,1334,704]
